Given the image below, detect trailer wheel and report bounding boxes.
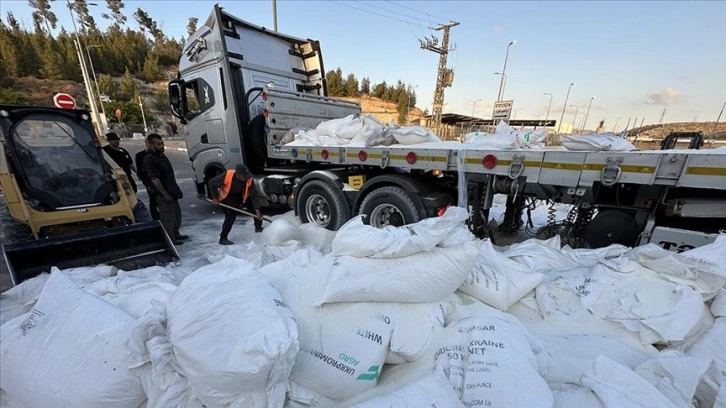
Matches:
[359,186,422,228]
[297,179,349,231]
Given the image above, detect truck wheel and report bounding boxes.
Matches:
[359,186,422,228]
[297,180,349,231]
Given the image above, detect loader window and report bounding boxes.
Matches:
[10,114,111,210]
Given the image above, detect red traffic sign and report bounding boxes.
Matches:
[115,108,122,119]
[53,93,76,109]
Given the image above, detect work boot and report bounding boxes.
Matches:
[255,227,264,233]
[254,218,263,233]
[219,236,234,245]
[175,234,190,241]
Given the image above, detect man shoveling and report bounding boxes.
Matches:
[209,164,264,245]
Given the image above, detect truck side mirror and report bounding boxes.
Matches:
[168,80,186,123]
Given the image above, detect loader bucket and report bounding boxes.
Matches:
[2,221,180,286]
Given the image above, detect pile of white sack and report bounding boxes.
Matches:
[2,207,726,407]
[462,120,549,150]
[283,114,441,147]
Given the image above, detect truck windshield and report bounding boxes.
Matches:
[10,114,110,209]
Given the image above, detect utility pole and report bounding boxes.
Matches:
[139,95,148,135]
[420,21,459,137]
[272,0,278,32]
[659,105,667,124]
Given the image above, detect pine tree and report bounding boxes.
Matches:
[396,92,407,124]
[118,67,137,100]
[344,73,358,97]
[187,17,198,37]
[373,81,387,98]
[28,0,57,35]
[360,77,370,95]
[133,8,162,40]
[325,68,344,96]
[71,0,97,32]
[102,0,127,28]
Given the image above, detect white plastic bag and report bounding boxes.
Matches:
[389,125,440,145]
[349,368,465,408]
[166,256,298,407]
[314,114,356,137]
[261,218,303,245]
[0,271,145,408]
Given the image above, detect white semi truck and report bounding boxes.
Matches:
[169,5,726,250]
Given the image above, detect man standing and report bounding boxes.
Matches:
[135,138,160,220]
[142,133,188,245]
[209,164,264,245]
[102,132,137,192]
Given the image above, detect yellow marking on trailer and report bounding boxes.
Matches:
[541,162,583,171]
[582,163,655,173]
[685,166,726,176]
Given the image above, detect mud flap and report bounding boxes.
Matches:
[2,221,180,286]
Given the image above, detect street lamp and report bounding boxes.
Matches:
[612,116,621,133]
[570,104,579,134]
[469,99,482,118]
[543,92,553,129]
[582,96,596,132]
[557,82,575,133]
[496,40,516,102]
[493,72,507,102]
[64,0,102,136]
[86,44,109,134]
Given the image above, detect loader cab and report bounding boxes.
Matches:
[0,107,115,211]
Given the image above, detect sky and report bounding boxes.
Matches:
[2,0,725,129]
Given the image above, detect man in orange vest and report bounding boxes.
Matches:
[209,164,264,245]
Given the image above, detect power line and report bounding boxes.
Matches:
[384,0,454,24]
[330,1,429,29]
[358,1,431,26]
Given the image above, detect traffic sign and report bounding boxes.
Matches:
[53,93,76,109]
[115,108,122,119]
[492,100,513,122]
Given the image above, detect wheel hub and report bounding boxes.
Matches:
[305,194,331,227]
[369,204,405,227]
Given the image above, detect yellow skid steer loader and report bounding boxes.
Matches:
[0,105,178,285]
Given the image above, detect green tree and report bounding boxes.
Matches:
[153,87,169,113]
[186,17,198,37]
[118,67,138,100]
[133,8,162,40]
[0,88,29,104]
[372,81,387,98]
[98,74,115,99]
[360,77,370,95]
[28,0,57,35]
[102,0,127,28]
[344,73,358,97]
[325,68,344,96]
[396,92,407,124]
[140,53,163,81]
[407,86,417,107]
[39,41,65,79]
[71,0,97,32]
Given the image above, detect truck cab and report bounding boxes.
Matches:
[168,5,360,205]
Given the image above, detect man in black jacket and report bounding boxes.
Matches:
[134,138,160,220]
[103,132,137,192]
[208,164,264,245]
[142,133,188,245]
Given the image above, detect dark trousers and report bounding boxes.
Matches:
[157,198,182,239]
[148,193,160,221]
[220,201,262,237]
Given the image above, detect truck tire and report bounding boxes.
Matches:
[359,186,422,228]
[297,179,349,231]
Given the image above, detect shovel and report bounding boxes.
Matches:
[206,199,274,223]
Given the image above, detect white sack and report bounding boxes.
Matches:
[537,334,657,385]
[463,131,518,149]
[314,114,356,137]
[561,134,636,151]
[435,310,554,407]
[0,390,28,408]
[331,206,470,258]
[711,289,726,317]
[501,236,576,272]
[0,271,144,408]
[0,273,49,326]
[167,256,298,408]
[550,383,606,408]
[297,223,336,253]
[626,242,726,300]
[349,368,465,408]
[494,120,548,148]
[458,239,545,311]
[581,355,682,408]
[687,317,726,373]
[261,218,303,245]
[319,240,479,304]
[389,125,440,145]
[635,352,722,408]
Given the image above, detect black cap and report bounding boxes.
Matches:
[235,164,252,179]
[106,132,120,141]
